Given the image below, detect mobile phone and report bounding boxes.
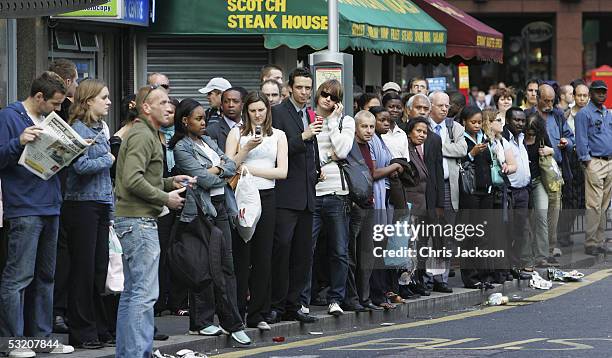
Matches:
[315,115,324,125]
[255,125,262,137]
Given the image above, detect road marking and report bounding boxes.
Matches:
[324,338,612,351]
[215,269,612,357]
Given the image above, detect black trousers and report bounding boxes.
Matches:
[155,210,188,313]
[270,207,313,315]
[62,201,112,345]
[233,189,275,326]
[53,215,70,318]
[177,196,243,332]
[458,193,495,287]
[344,204,374,306]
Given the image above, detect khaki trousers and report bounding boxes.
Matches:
[584,158,612,248]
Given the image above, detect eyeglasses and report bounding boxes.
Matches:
[320,91,340,102]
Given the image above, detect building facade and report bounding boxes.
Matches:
[446,0,612,87]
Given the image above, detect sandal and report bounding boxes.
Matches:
[379,302,397,310]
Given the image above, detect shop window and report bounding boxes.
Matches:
[77,32,99,52]
[54,30,78,50]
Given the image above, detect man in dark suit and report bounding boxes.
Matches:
[269,68,321,323]
[206,87,244,151]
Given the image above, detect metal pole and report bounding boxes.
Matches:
[328,0,339,53]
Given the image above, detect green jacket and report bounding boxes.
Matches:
[115,117,174,218]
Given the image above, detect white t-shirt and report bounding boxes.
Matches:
[195,141,224,197]
[236,128,282,190]
[25,105,44,125]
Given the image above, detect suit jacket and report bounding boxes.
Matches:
[440,120,468,211]
[398,121,443,212]
[272,99,320,212]
[424,132,445,212]
[206,117,235,152]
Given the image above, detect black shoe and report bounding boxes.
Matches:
[76,341,104,349]
[102,338,116,347]
[410,283,431,296]
[364,302,384,311]
[264,310,281,324]
[154,333,169,341]
[53,315,69,334]
[448,269,456,278]
[510,269,531,280]
[433,283,453,293]
[284,310,318,323]
[342,303,368,312]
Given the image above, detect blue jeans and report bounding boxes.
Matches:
[0,215,59,337]
[114,217,160,358]
[302,195,350,305]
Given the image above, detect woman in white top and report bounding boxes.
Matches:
[225,91,288,331]
[301,79,356,316]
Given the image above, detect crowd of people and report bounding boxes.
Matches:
[0,59,611,358]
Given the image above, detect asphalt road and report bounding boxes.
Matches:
[215,266,612,358]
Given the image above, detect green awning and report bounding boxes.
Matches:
[149,0,447,56]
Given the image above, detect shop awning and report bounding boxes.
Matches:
[0,0,108,18]
[149,0,447,56]
[412,0,503,62]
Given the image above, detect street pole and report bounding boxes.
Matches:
[328,0,339,53]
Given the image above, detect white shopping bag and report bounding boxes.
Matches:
[105,226,124,294]
[234,166,261,243]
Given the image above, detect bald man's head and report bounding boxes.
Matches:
[538,84,555,114]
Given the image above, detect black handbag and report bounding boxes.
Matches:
[337,140,374,208]
[167,188,226,290]
[458,160,477,195]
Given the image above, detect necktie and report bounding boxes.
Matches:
[416,144,424,161]
[435,124,441,136]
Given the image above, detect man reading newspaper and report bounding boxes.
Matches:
[0,71,74,355]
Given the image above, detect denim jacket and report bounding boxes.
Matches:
[63,120,114,204]
[173,135,236,222]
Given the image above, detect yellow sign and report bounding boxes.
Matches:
[476,35,503,49]
[459,65,469,89]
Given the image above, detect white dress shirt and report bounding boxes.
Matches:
[382,124,410,160]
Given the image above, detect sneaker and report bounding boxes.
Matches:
[552,248,562,257]
[328,302,344,316]
[8,348,36,358]
[188,325,223,336]
[49,344,75,354]
[299,305,310,315]
[230,330,251,345]
[256,321,271,331]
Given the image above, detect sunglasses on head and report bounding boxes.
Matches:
[143,84,169,102]
[320,90,340,102]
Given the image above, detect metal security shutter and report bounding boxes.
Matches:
[147,36,270,104]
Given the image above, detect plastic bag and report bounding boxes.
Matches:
[235,166,261,242]
[105,226,124,294]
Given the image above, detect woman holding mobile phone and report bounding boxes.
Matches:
[225,91,288,330]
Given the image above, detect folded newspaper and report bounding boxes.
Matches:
[18,112,91,180]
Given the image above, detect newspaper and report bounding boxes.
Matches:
[18,112,92,180]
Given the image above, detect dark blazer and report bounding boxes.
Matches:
[205,116,234,152]
[398,121,444,211]
[272,99,320,212]
[423,131,445,211]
